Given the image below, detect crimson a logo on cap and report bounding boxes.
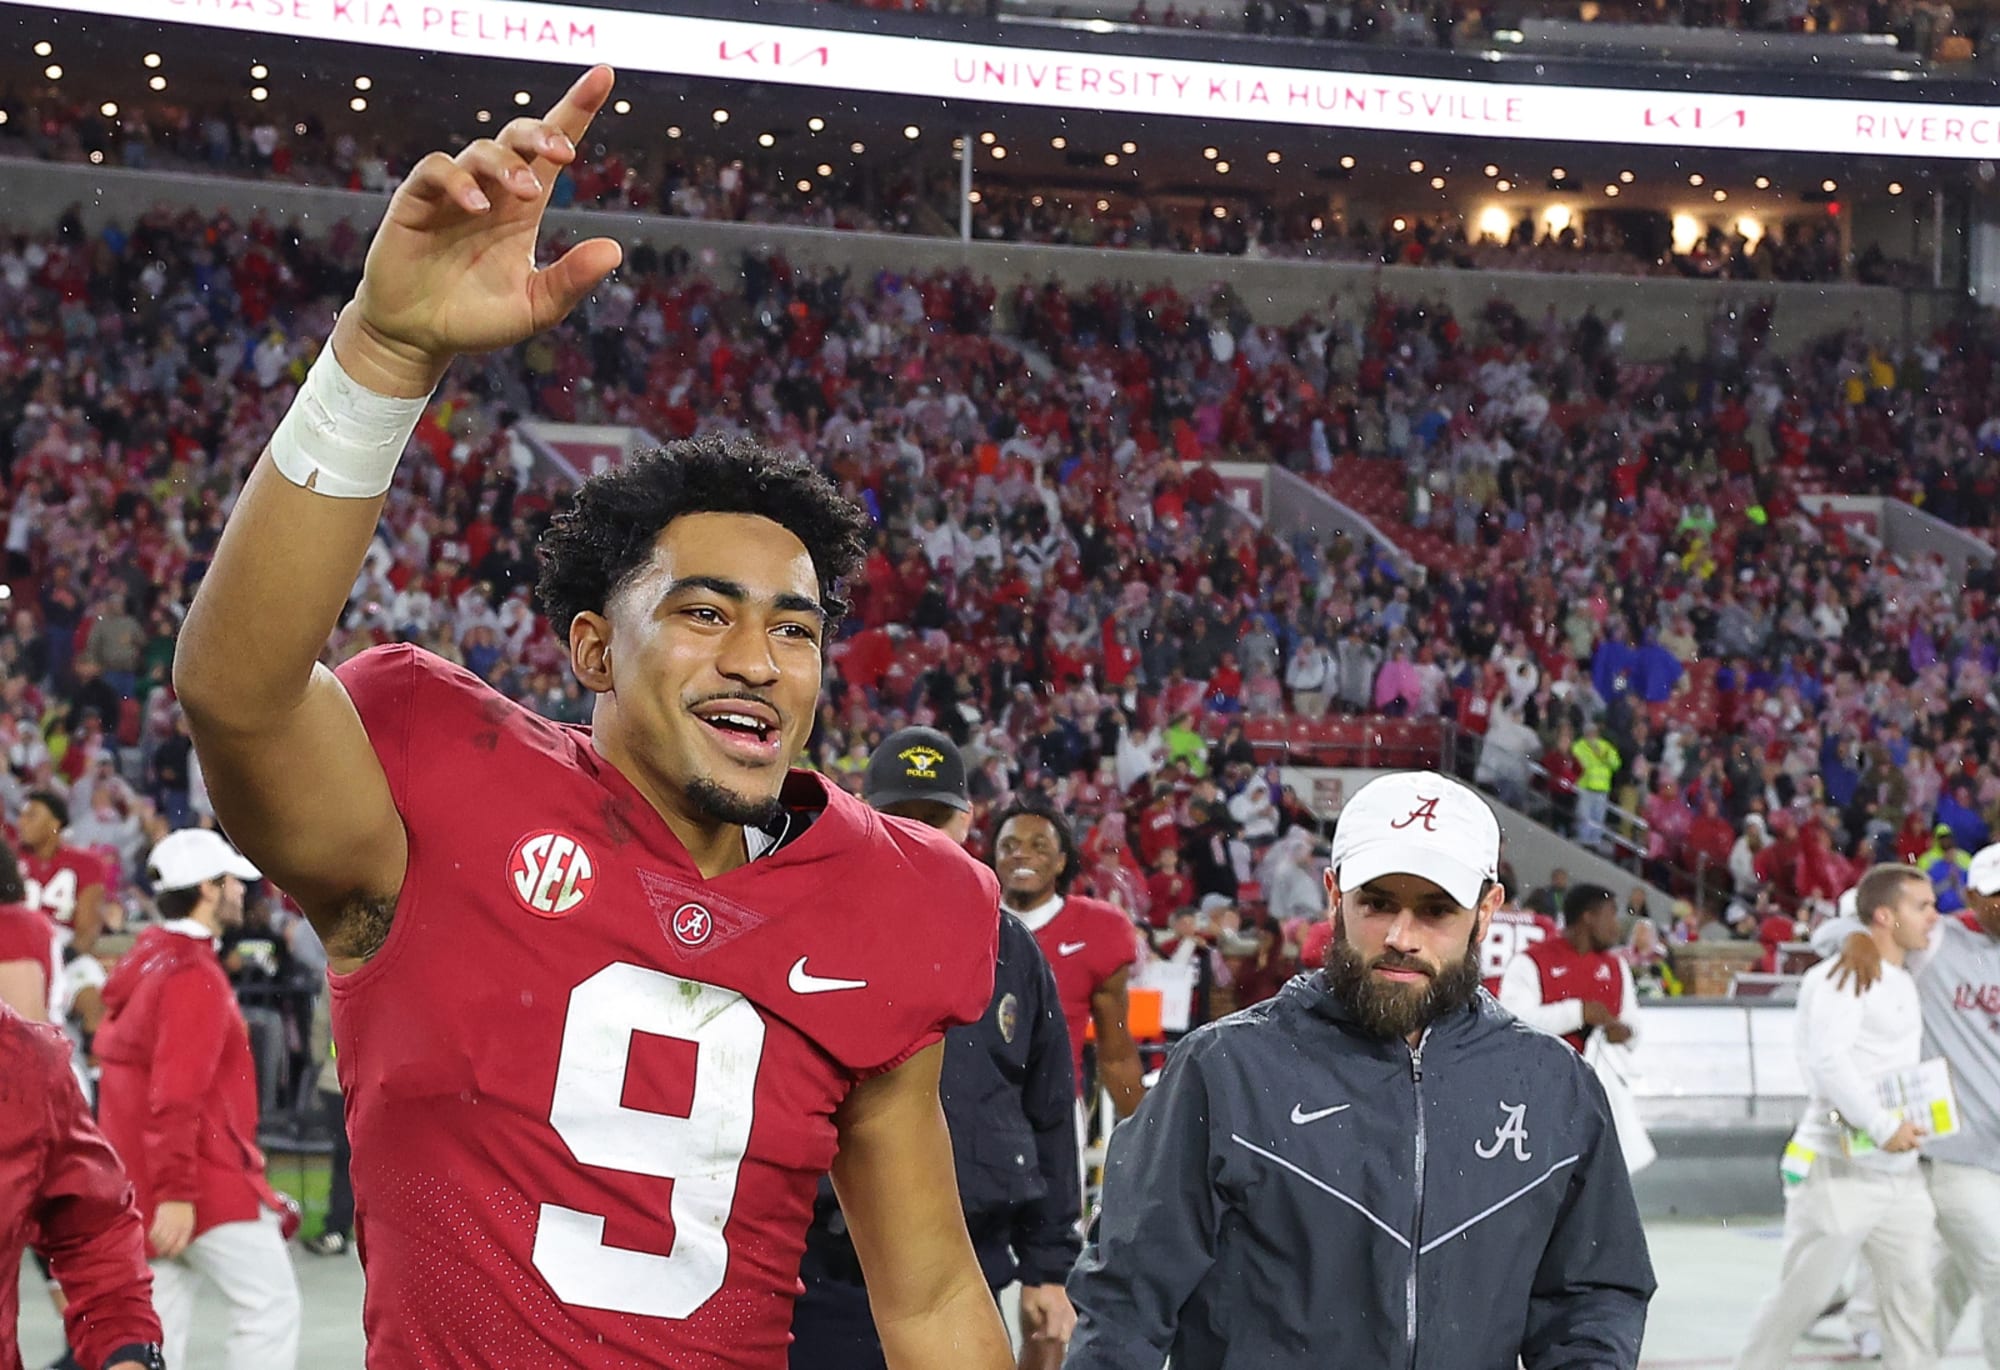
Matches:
[508,831,596,919]
[670,902,714,948]
[1390,797,1442,832]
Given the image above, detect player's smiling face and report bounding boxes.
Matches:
[995,815,1065,904]
[595,511,826,828]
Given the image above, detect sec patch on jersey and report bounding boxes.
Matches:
[509,831,598,918]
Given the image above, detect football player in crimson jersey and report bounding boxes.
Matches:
[1479,904,1561,997]
[17,790,108,957]
[992,801,1145,1118]
[172,68,1012,1370]
[0,841,57,1021]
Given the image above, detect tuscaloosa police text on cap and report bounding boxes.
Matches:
[1327,772,1501,910]
[863,727,971,813]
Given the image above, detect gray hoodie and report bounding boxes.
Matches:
[1066,974,1655,1370]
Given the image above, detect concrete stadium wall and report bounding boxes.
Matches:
[0,157,1955,359]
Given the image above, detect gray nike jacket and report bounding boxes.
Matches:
[1064,971,1656,1370]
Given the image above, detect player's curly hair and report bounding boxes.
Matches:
[534,435,871,640]
[991,798,1084,895]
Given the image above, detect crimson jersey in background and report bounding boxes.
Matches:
[330,645,1000,1370]
[1022,895,1141,1089]
[0,902,58,1016]
[1481,908,1560,997]
[19,846,107,942]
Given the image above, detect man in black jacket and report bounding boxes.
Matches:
[792,728,1081,1370]
[1065,771,1655,1370]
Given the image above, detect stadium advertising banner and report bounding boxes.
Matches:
[18,0,2000,158]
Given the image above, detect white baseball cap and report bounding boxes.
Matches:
[1328,772,1501,909]
[150,829,261,892]
[1969,844,2000,897]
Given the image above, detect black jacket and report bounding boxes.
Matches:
[798,913,1080,1294]
[1065,973,1655,1370]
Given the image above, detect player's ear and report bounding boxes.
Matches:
[569,612,614,694]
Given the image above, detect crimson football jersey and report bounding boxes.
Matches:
[330,645,1000,1369]
[1025,895,1140,1088]
[19,846,106,941]
[0,901,57,1016]
[1480,907,1560,997]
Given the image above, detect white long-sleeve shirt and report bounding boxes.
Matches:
[1497,951,1640,1042]
[1789,955,1925,1173]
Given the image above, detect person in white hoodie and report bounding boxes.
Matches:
[1732,863,1941,1370]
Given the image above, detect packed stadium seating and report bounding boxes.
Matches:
[6,187,1999,988]
[0,93,1915,285]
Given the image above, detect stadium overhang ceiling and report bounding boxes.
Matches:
[9,0,2000,161]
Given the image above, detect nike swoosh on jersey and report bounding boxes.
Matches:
[1290,1103,1352,1125]
[1058,941,1089,956]
[787,957,868,994]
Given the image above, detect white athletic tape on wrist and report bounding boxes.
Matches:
[268,342,432,499]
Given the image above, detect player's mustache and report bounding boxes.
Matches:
[1371,952,1434,977]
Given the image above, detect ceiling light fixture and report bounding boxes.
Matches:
[1051,136,1066,149]
[1484,163,1499,176]
[143,53,161,68]
[850,141,865,154]
[992,146,1007,159]
[355,76,372,91]
[904,125,920,139]
[349,96,365,111]
[1267,150,1282,164]
[1409,159,1425,173]
[148,76,167,91]
[808,117,825,132]
[1215,160,1231,173]
[1889,181,1905,195]
[758,132,775,147]
[250,63,268,79]
[980,131,996,144]
[613,99,631,115]
[1754,176,1771,189]
[1121,140,1137,154]
[1104,153,1119,166]
[44,64,62,80]
[514,90,531,106]
[713,108,729,123]
[34,41,52,56]
[1340,155,1356,169]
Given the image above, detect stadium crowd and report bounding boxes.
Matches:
[1,197,1997,1042]
[0,92,1912,285]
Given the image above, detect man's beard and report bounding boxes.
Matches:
[1325,924,1484,1041]
[686,776,784,829]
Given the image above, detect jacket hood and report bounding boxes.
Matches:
[101,923,210,1015]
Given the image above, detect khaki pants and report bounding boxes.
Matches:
[1931,1159,2000,1365]
[152,1208,301,1370]
[1733,1155,1937,1370]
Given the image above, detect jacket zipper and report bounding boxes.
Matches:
[1407,1028,1431,1370]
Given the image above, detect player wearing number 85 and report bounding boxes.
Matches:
[170,66,1012,1370]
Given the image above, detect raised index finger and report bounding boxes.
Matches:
[541,65,615,167]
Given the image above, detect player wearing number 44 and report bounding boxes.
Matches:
[171,65,1013,1370]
